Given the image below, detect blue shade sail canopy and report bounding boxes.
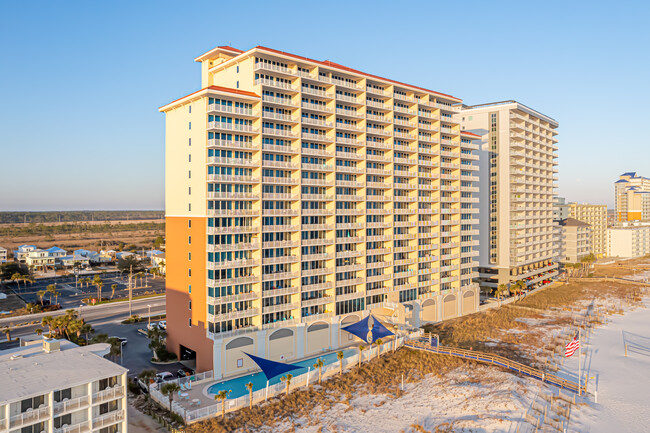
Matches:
[341,315,372,343]
[243,352,303,381]
[371,318,395,342]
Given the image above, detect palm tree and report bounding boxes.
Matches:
[138,369,157,390]
[280,373,292,396]
[313,358,324,385]
[42,316,55,337]
[337,351,345,375]
[358,345,365,367]
[79,322,93,344]
[110,284,118,300]
[214,389,232,419]
[37,290,47,306]
[494,283,508,301]
[11,273,22,292]
[3,327,11,342]
[513,280,526,296]
[161,382,181,412]
[373,338,384,359]
[245,382,254,409]
[135,271,145,288]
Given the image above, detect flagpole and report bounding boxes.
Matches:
[578,328,582,397]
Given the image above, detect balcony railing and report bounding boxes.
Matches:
[10,406,51,429]
[93,409,125,429]
[54,395,91,415]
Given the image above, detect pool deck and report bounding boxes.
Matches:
[173,343,366,411]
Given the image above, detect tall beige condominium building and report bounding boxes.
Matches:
[568,202,607,257]
[615,172,650,222]
[460,101,559,290]
[160,45,480,378]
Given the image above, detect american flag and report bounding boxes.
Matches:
[565,333,580,357]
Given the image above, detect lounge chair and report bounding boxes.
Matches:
[187,381,192,390]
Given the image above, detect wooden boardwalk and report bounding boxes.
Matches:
[405,339,585,394]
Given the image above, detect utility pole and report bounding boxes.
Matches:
[128,265,133,317]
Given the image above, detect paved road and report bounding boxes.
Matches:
[1,296,187,377]
[7,274,166,310]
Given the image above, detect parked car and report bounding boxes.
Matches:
[146,322,158,331]
[137,378,150,393]
[155,372,174,383]
[157,321,166,330]
[177,367,195,378]
[110,336,127,345]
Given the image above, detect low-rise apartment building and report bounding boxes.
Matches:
[13,245,38,264]
[568,202,607,258]
[608,223,650,257]
[0,338,127,433]
[558,218,591,263]
[0,247,7,263]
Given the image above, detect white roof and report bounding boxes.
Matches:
[0,340,127,402]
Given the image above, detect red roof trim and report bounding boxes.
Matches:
[255,46,461,102]
[217,46,243,53]
[159,86,259,110]
[461,131,481,138]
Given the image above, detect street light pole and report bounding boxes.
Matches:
[148,305,151,326]
[128,265,133,317]
[79,304,83,319]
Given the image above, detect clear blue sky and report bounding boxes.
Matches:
[1,0,648,210]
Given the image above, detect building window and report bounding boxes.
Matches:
[189,121,191,130]
[188,236,191,244]
[188,268,191,277]
[188,219,192,228]
[188,252,191,261]
[188,186,191,195]
[189,138,191,146]
[189,154,191,162]
[188,203,191,211]
[189,285,191,294]
[189,301,192,310]
[189,105,192,113]
[236,81,239,88]
[236,66,239,73]
[188,318,192,327]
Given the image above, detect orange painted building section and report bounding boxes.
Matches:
[165,216,213,372]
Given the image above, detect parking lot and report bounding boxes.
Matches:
[95,320,190,379]
[8,272,166,310]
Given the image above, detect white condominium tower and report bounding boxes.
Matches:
[160,45,480,378]
[460,101,559,290]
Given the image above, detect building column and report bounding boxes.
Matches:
[411,301,422,328]
[256,330,267,358]
[212,338,224,380]
[437,294,443,321]
[47,391,54,433]
[330,318,339,349]
[295,323,306,359]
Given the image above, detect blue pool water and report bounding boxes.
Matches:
[207,348,356,398]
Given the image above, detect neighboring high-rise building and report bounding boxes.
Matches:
[460,101,559,290]
[0,338,127,433]
[615,172,650,222]
[568,202,607,257]
[608,222,650,257]
[557,218,591,263]
[160,45,480,377]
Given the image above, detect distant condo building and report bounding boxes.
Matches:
[568,202,607,258]
[557,218,591,263]
[460,101,559,290]
[615,172,650,222]
[608,222,650,258]
[160,45,481,377]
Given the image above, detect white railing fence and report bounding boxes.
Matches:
[158,331,422,424]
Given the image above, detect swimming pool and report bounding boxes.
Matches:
[207,348,356,398]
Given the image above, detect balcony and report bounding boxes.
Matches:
[254,62,293,75]
[336,94,361,105]
[93,385,125,404]
[208,259,258,270]
[262,127,298,139]
[301,101,332,113]
[302,296,334,307]
[54,421,91,433]
[263,302,300,313]
[207,138,258,150]
[54,395,91,415]
[207,122,258,133]
[256,78,297,92]
[208,291,259,304]
[209,308,260,322]
[207,157,258,167]
[262,176,299,185]
[207,192,258,200]
[335,136,364,146]
[301,132,332,142]
[262,95,297,107]
[9,406,51,429]
[208,104,257,117]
